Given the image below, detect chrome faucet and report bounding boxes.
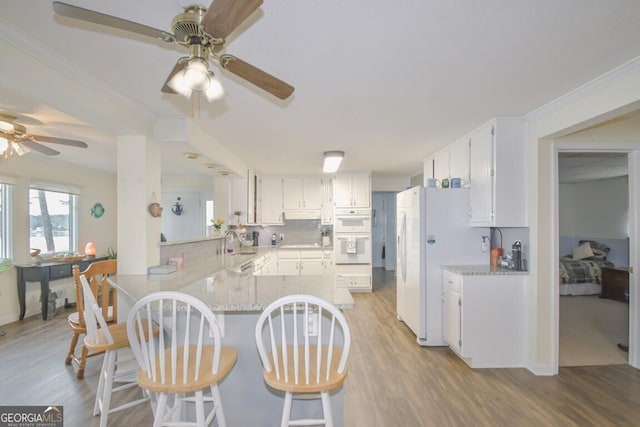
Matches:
[224,229,240,254]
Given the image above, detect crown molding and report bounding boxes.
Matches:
[525,55,640,122]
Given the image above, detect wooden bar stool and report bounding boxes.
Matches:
[66,260,117,379]
[80,275,155,427]
[255,295,351,427]
[126,291,237,427]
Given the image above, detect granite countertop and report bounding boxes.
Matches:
[442,265,529,276]
[112,248,353,312]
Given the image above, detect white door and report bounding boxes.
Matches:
[351,173,371,207]
[443,286,462,353]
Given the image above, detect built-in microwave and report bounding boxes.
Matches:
[335,234,371,264]
[334,209,371,233]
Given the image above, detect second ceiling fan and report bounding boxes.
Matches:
[52,0,294,101]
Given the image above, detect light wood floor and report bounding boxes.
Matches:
[1,269,640,426]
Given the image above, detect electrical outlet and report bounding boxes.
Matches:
[481,236,490,252]
[280,233,285,241]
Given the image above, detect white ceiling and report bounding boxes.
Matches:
[2,0,640,178]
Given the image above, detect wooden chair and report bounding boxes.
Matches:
[126,291,237,427]
[66,259,118,379]
[80,274,154,427]
[255,295,351,427]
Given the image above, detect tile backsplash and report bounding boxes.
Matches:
[246,220,332,246]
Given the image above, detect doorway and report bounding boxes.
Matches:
[371,192,397,271]
[557,152,630,366]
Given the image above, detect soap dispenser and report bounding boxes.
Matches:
[271,233,277,246]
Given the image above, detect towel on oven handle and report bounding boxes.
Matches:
[346,236,357,253]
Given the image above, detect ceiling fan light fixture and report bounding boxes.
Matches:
[0,120,14,133]
[184,57,210,91]
[12,141,29,156]
[0,136,8,154]
[323,150,344,173]
[204,72,225,101]
[167,72,193,98]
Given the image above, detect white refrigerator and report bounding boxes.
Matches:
[396,186,488,346]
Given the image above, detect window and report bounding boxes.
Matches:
[29,188,78,253]
[0,182,13,260]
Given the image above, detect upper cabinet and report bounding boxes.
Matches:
[260,176,284,224]
[449,137,470,186]
[423,156,434,181]
[283,177,322,211]
[424,137,470,186]
[321,177,333,225]
[468,117,526,227]
[433,149,450,181]
[334,173,371,208]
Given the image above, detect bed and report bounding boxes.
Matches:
[559,239,622,296]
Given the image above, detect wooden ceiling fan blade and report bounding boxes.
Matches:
[219,55,294,100]
[161,58,189,94]
[30,134,88,148]
[202,0,263,40]
[20,141,60,156]
[52,1,175,42]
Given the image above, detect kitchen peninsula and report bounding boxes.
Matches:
[112,248,354,426]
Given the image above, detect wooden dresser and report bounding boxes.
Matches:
[600,267,629,302]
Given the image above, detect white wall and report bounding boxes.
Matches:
[559,176,629,239]
[371,175,411,192]
[526,56,640,373]
[0,155,116,325]
[161,175,215,241]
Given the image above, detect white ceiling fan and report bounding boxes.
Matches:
[52,0,295,102]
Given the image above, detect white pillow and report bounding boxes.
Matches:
[573,242,594,260]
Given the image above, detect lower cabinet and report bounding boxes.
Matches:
[334,264,372,292]
[276,250,331,276]
[442,270,525,368]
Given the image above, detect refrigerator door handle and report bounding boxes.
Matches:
[400,212,407,282]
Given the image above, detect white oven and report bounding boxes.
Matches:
[335,234,371,264]
[334,209,371,233]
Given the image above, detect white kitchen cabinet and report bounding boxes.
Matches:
[423,155,435,182]
[260,176,284,224]
[442,269,525,368]
[276,250,326,276]
[321,178,333,225]
[334,264,371,292]
[449,136,470,185]
[246,169,259,225]
[321,251,334,276]
[468,117,526,227]
[334,173,371,208]
[433,148,450,181]
[282,177,322,211]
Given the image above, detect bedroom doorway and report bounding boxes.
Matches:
[556,151,632,367]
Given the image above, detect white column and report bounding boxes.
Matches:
[116,135,161,274]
